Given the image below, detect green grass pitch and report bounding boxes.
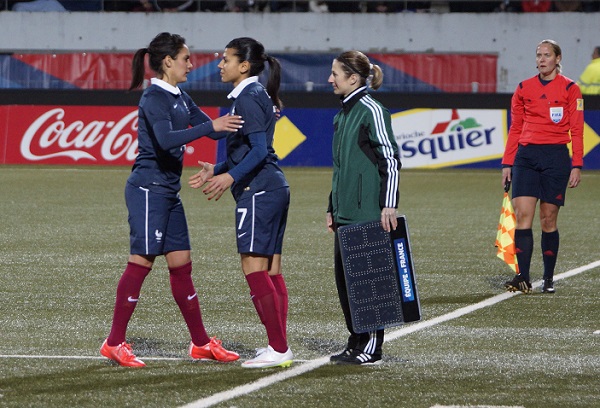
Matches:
[0,166,599,407]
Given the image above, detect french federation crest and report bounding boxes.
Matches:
[550,107,563,123]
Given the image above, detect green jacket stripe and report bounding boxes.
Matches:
[360,95,399,209]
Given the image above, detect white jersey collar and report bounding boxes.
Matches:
[227,76,259,100]
[151,77,182,95]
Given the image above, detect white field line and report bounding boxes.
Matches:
[0,261,597,405]
[0,354,311,363]
[430,406,525,408]
[179,260,600,408]
[0,355,183,361]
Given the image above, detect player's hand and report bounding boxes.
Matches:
[211,114,243,133]
[202,173,234,201]
[381,207,397,232]
[188,161,214,189]
[326,212,335,233]
[568,168,581,188]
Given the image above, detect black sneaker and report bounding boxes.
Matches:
[504,274,532,294]
[335,349,382,366]
[542,279,555,294]
[330,348,353,362]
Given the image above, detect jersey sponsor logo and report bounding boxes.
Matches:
[550,107,563,123]
[577,98,584,111]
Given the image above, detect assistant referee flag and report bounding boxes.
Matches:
[495,183,519,274]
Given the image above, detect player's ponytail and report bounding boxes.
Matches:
[265,54,283,110]
[129,48,148,91]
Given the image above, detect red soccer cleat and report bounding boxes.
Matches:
[100,339,146,367]
[189,337,239,362]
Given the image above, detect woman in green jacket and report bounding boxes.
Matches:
[326,50,400,365]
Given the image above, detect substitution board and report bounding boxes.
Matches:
[337,215,421,333]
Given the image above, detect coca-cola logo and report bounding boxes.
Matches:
[20,108,139,162]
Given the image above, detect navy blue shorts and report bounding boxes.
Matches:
[512,144,571,206]
[235,186,289,256]
[125,182,191,255]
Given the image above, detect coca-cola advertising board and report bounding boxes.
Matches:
[0,105,218,166]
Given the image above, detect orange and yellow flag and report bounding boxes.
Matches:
[495,190,519,274]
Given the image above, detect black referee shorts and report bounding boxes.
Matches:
[512,144,571,206]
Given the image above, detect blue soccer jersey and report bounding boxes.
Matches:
[214,77,288,201]
[128,78,215,194]
[213,76,290,256]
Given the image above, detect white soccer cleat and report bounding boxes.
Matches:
[241,345,293,369]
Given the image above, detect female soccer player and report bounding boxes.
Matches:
[326,50,400,365]
[502,39,584,294]
[188,37,292,369]
[100,32,242,367]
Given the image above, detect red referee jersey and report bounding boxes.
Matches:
[502,74,584,168]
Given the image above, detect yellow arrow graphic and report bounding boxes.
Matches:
[568,122,600,158]
[273,116,307,160]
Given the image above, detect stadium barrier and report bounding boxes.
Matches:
[1,90,599,169]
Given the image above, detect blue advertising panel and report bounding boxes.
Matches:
[216,107,600,169]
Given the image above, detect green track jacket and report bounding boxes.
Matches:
[328,87,400,225]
